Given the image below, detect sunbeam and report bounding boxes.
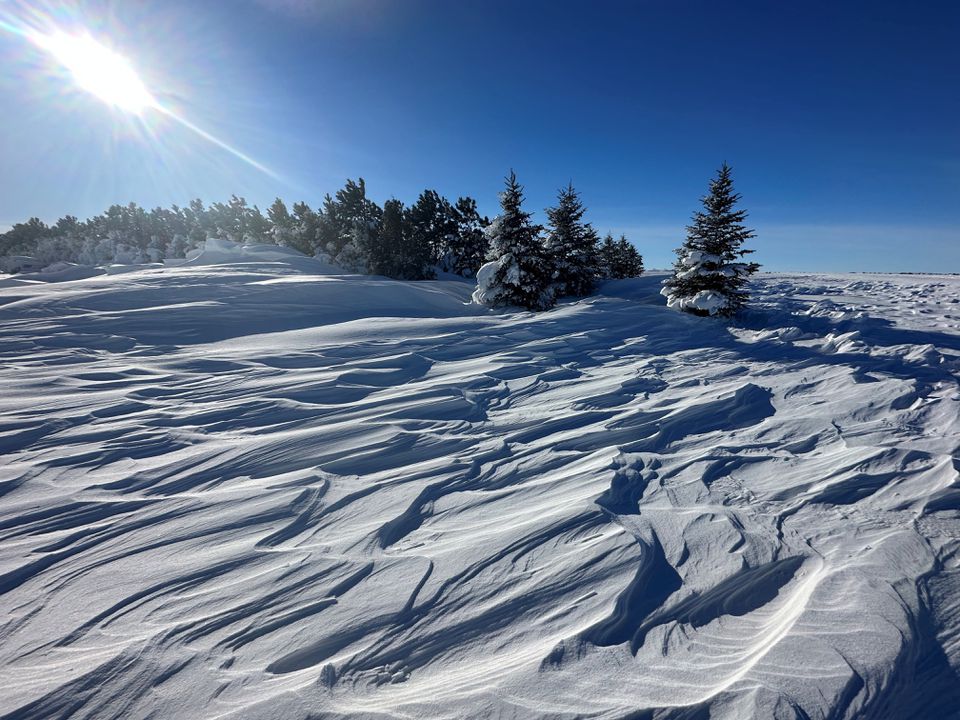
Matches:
[27,29,157,114]
[3,15,280,181]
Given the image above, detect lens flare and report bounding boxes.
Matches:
[0,10,280,181]
[28,29,156,114]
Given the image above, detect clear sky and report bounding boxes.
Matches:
[0,0,957,271]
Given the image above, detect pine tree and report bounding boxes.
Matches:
[448,196,489,277]
[473,170,554,311]
[544,183,599,297]
[405,190,453,278]
[661,163,759,317]
[317,178,383,271]
[374,198,405,277]
[291,202,320,256]
[245,205,272,245]
[268,198,296,249]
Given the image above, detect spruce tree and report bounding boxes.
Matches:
[662,163,759,317]
[544,183,599,297]
[615,235,644,278]
[473,170,554,311]
[598,232,617,279]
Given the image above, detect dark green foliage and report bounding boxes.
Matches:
[373,198,405,278]
[598,233,644,279]
[449,197,490,277]
[0,171,639,309]
[483,170,554,310]
[406,190,456,271]
[0,217,53,256]
[291,201,320,255]
[545,183,599,297]
[663,163,759,317]
[317,178,383,269]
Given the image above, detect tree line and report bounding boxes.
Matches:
[0,178,643,288]
[0,164,757,317]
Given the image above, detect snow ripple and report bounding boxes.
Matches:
[0,266,959,719]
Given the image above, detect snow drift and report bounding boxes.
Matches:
[1,248,959,719]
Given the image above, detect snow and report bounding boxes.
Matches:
[471,254,520,306]
[1,252,960,719]
[0,255,44,274]
[661,285,730,314]
[0,261,105,287]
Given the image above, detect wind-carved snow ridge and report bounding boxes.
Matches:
[1,255,959,719]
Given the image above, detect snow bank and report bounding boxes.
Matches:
[0,261,104,286]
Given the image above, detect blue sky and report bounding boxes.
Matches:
[0,0,957,271]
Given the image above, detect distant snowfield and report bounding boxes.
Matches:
[1,250,959,719]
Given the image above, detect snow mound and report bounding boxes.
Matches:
[471,257,508,304]
[0,261,104,287]
[180,236,346,275]
[0,255,44,274]
[1,267,960,719]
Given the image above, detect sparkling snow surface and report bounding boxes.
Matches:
[1,253,959,719]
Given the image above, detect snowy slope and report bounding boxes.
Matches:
[1,252,959,719]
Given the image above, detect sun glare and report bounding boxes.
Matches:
[30,29,156,114]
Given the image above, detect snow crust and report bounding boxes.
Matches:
[2,255,960,719]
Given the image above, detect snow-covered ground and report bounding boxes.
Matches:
[1,251,959,719]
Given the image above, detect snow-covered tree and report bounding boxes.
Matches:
[544,183,599,297]
[661,163,759,317]
[291,201,320,256]
[317,178,383,271]
[473,171,554,311]
[268,198,295,248]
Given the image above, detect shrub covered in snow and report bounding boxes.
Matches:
[662,163,759,317]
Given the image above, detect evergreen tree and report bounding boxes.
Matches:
[598,232,617,279]
[473,170,554,311]
[185,199,210,246]
[317,178,382,271]
[544,183,598,297]
[245,205,272,244]
[662,163,759,317]
[407,190,455,274]
[614,235,644,278]
[597,233,644,279]
[268,198,295,248]
[373,198,405,277]
[449,196,489,277]
[291,201,320,256]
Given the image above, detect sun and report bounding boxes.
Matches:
[29,29,156,114]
